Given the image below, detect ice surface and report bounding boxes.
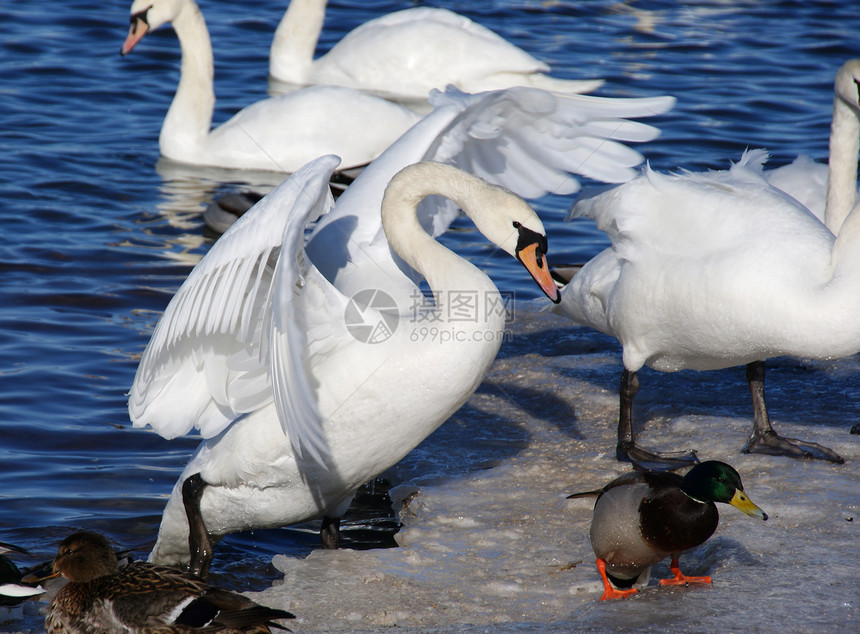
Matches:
[249,308,859,631]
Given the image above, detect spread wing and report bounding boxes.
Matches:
[306,85,674,296]
[129,155,344,464]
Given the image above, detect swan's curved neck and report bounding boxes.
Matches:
[809,194,860,357]
[381,164,503,322]
[825,93,860,234]
[160,0,215,160]
[269,0,327,83]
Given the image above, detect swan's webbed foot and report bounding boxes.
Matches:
[744,360,844,464]
[742,428,844,464]
[617,441,699,472]
[182,473,213,579]
[320,516,340,550]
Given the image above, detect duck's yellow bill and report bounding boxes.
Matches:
[730,489,768,520]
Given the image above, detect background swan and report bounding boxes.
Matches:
[269,1,603,102]
[129,155,558,574]
[121,0,419,172]
[556,149,852,468]
[761,59,860,232]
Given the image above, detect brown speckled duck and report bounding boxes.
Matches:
[44,531,294,633]
[568,461,768,600]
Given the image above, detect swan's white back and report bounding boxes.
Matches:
[269,3,603,100]
[558,152,860,374]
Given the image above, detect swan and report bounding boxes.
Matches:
[120,0,419,172]
[268,1,603,102]
[556,144,854,468]
[556,60,860,469]
[761,60,860,233]
[130,81,674,572]
[129,155,559,575]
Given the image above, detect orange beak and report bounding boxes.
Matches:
[517,242,560,303]
[121,9,151,56]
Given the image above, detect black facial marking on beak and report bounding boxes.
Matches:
[513,221,559,303]
[513,221,548,270]
[121,6,152,57]
[130,8,149,28]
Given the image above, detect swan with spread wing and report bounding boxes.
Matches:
[130,84,674,574]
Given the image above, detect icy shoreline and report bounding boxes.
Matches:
[249,309,858,631]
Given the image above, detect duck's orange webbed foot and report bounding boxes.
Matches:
[596,558,639,600]
[658,557,712,586]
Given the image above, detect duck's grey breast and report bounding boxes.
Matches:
[590,483,663,581]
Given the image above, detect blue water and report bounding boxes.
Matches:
[1,0,858,629]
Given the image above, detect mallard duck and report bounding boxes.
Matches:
[43,531,293,633]
[567,461,768,600]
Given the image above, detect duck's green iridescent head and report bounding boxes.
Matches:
[682,460,768,520]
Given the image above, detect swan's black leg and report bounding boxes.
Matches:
[320,516,340,550]
[182,473,214,578]
[742,361,844,463]
[616,369,698,471]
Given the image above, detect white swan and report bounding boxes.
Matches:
[762,60,860,232]
[129,155,559,574]
[269,1,603,102]
[120,0,419,172]
[131,83,674,571]
[556,130,858,466]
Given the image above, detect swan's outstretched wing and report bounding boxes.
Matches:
[307,85,674,296]
[129,156,342,466]
[425,86,674,200]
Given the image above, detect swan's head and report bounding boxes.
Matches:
[121,0,185,55]
[835,59,860,113]
[510,218,560,304]
[382,162,560,303]
[451,171,559,303]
